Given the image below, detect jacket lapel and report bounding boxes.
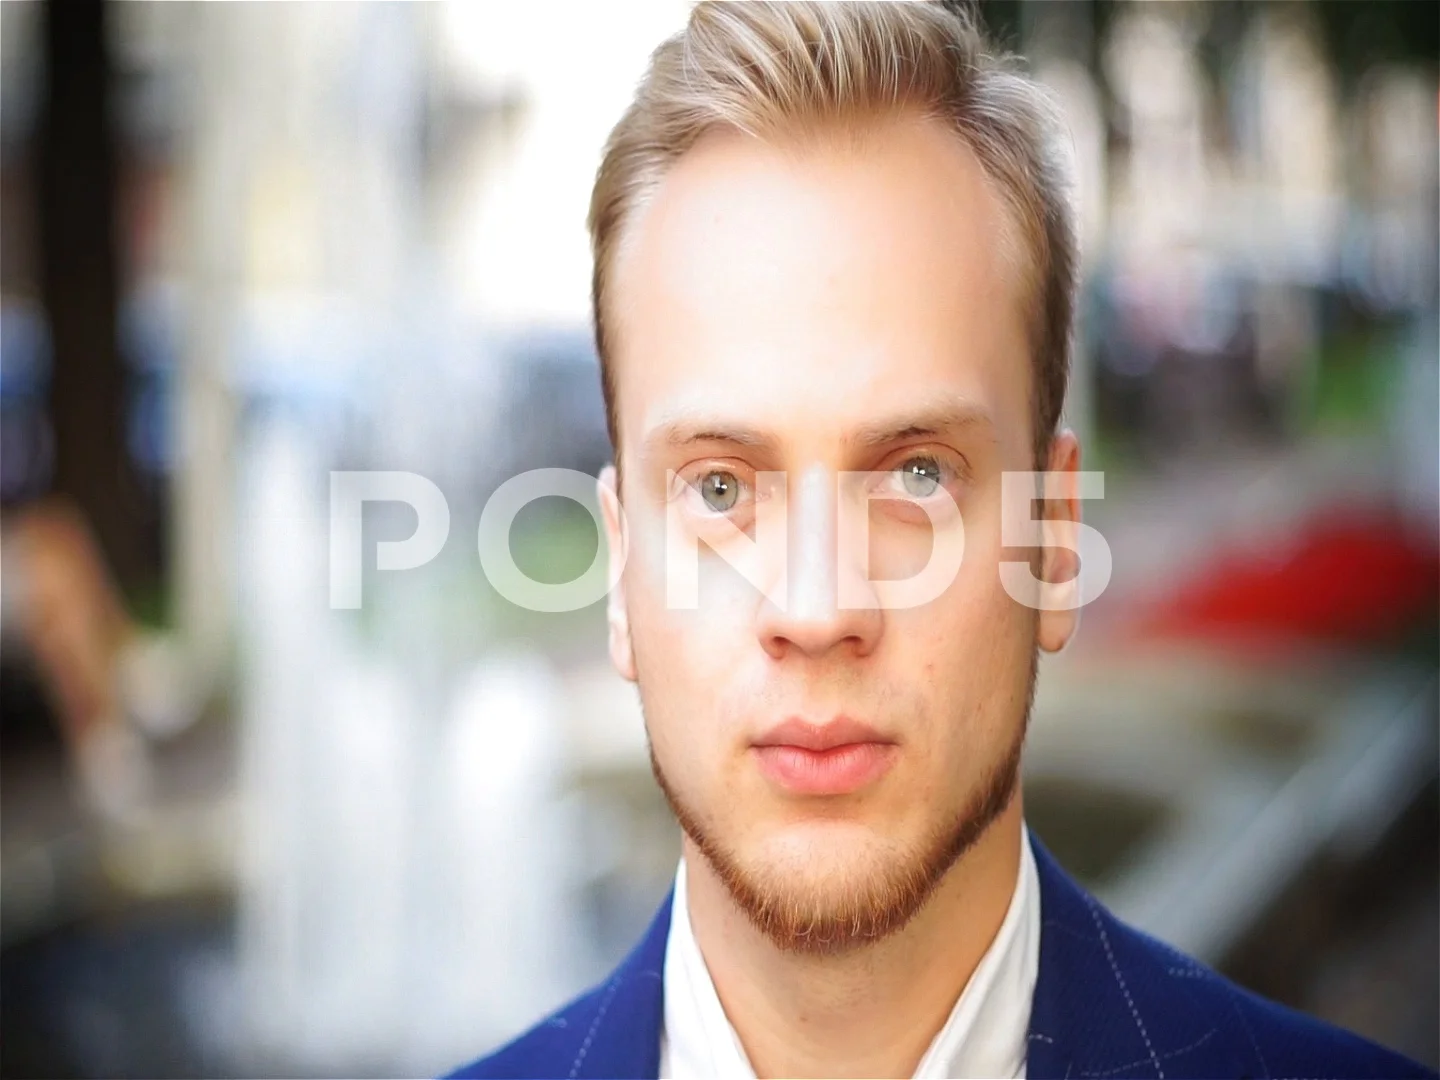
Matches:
[585,840,1251,1079]
[569,887,672,1079]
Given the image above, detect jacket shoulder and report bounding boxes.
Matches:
[443,888,672,1080]
[1029,835,1433,1079]
[442,978,618,1080]
[1224,966,1432,1079]
[1121,918,1433,1079]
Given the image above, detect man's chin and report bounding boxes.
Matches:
[650,733,1028,953]
[745,816,897,869]
[697,826,941,954]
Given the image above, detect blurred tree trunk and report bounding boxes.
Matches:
[37,0,151,592]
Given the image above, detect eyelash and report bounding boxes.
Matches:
[670,450,968,517]
[670,463,755,510]
[874,449,968,494]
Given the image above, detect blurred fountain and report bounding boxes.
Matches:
[404,647,592,1072]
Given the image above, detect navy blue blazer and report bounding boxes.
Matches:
[449,837,1433,1079]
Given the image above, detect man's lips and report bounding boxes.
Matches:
[751,718,897,795]
[753,716,892,751]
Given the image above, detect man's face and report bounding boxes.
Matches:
[599,116,1072,951]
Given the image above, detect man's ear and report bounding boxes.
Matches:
[598,465,636,682]
[1038,430,1082,654]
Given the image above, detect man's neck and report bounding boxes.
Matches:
[682,800,1026,1080]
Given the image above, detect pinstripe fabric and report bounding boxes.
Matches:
[448,835,1434,1080]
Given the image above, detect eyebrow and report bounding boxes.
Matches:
[646,417,777,452]
[640,395,996,460]
[846,400,998,449]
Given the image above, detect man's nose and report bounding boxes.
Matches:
[754,466,882,661]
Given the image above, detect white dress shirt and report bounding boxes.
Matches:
[659,827,1041,1079]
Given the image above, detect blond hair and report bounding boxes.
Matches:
[588,1,1077,465]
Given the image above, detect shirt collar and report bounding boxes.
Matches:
[660,827,1041,1079]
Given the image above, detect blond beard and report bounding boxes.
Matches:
[644,652,1036,955]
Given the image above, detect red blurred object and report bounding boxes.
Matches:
[1141,511,1440,647]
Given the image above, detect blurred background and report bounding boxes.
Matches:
[0,1,1436,1075]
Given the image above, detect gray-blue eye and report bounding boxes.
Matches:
[899,456,943,497]
[699,471,740,511]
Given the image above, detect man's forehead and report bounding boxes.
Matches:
[619,121,1014,295]
[607,116,1034,465]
